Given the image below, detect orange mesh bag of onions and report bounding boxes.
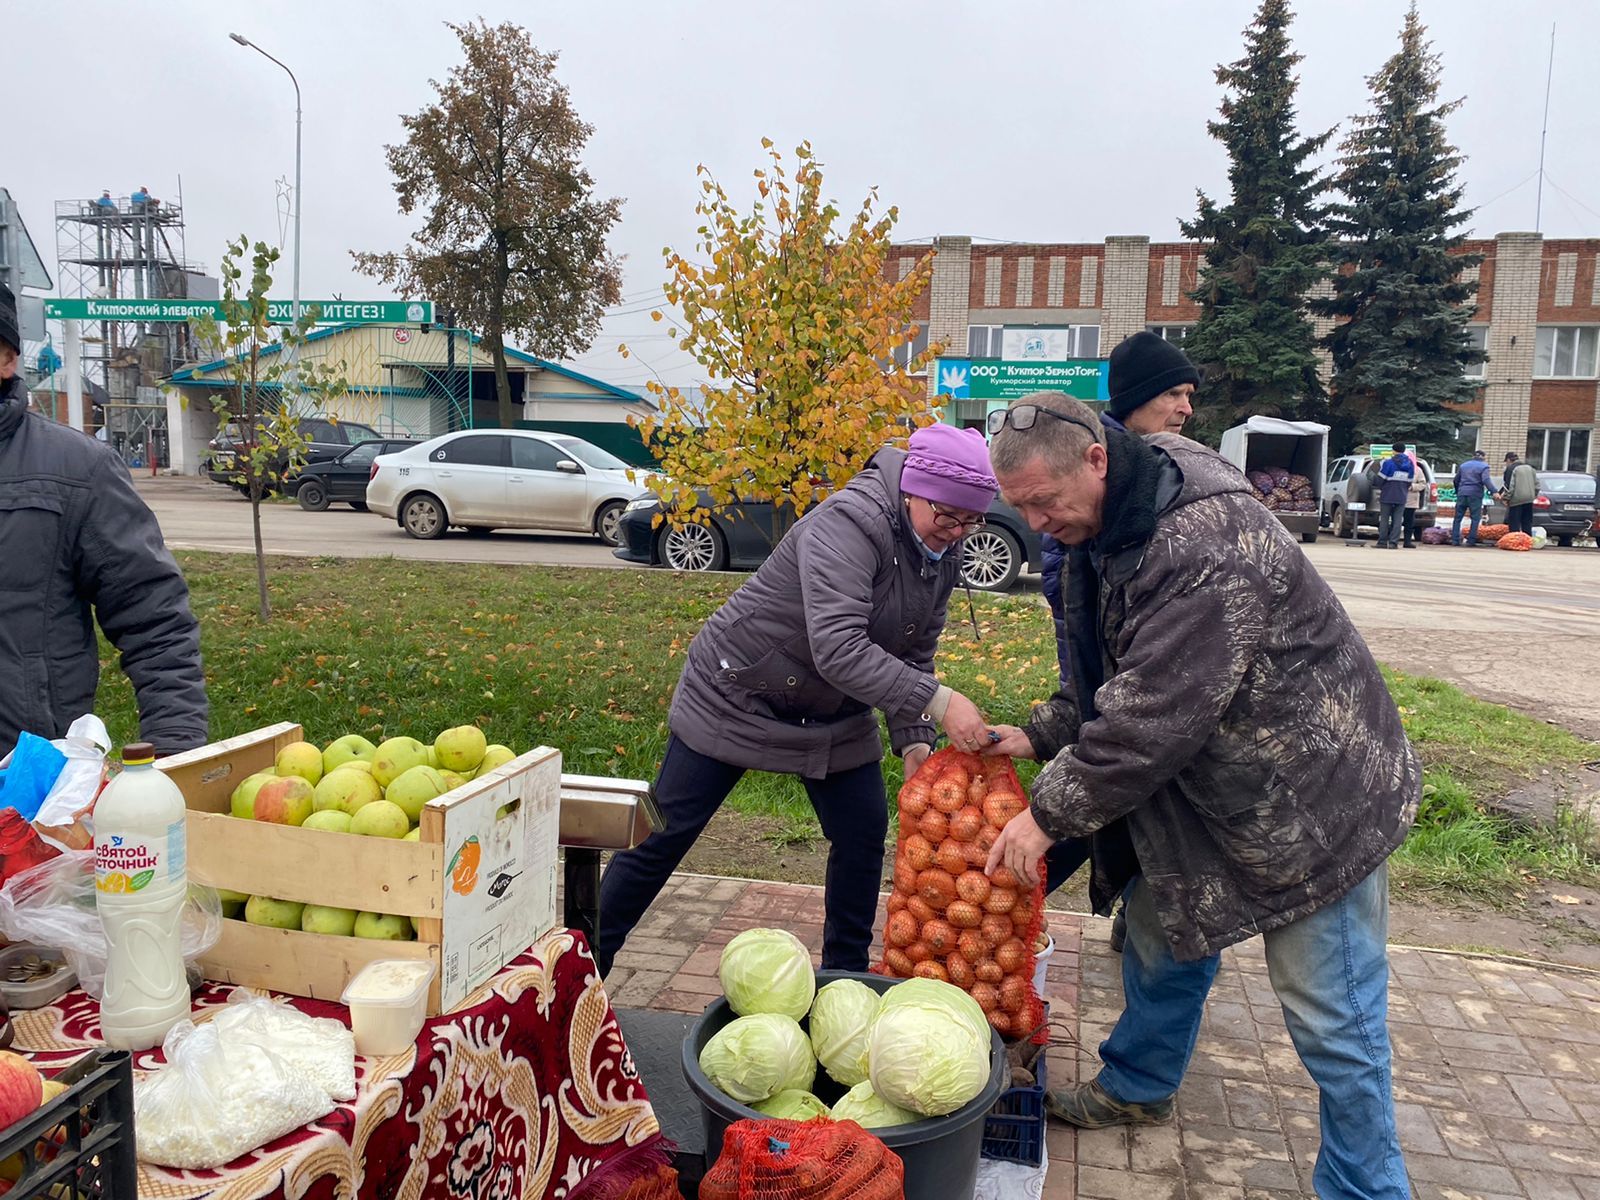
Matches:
[877,748,1048,1044]
[698,1118,905,1200]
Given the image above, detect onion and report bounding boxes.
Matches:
[898,781,930,819]
[913,960,950,983]
[923,920,958,956]
[945,900,984,929]
[893,861,918,895]
[995,938,1028,974]
[936,839,969,876]
[886,911,919,948]
[983,793,1026,827]
[999,973,1029,1014]
[882,947,914,977]
[980,913,1013,947]
[957,930,988,964]
[975,959,1003,985]
[903,834,935,871]
[969,981,1000,1013]
[967,776,988,805]
[906,942,932,965]
[887,892,907,915]
[945,955,975,990]
[962,840,990,870]
[974,825,999,855]
[932,775,968,814]
[907,896,937,926]
[949,806,985,844]
[916,869,957,910]
[987,1008,1012,1037]
[956,871,992,906]
[917,809,949,844]
[982,888,1017,915]
[989,865,1022,890]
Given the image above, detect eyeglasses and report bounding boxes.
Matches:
[986,404,1101,438]
[924,500,987,532]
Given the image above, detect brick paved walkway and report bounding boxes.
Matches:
[610,873,1600,1200]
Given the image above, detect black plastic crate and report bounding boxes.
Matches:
[0,1050,137,1200]
[980,1036,1048,1168]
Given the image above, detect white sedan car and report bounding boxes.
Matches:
[367,429,647,544]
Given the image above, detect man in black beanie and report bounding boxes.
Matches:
[1105,330,1202,433]
[0,282,208,759]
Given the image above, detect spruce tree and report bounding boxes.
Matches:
[1316,4,1483,457]
[1181,0,1332,441]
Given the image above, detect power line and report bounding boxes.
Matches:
[1543,176,1600,224]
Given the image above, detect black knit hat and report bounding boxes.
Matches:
[1107,331,1201,421]
[0,283,18,354]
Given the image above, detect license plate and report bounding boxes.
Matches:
[1563,503,1591,512]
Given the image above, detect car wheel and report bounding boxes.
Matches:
[1334,504,1355,539]
[962,527,1022,591]
[401,493,448,540]
[595,500,626,547]
[660,522,727,572]
[349,500,369,512]
[1301,530,1318,544]
[1558,534,1574,547]
[296,479,330,512]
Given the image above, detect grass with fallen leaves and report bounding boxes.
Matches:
[94,553,1598,898]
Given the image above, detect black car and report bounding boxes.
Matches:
[207,415,383,492]
[294,439,421,511]
[1485,471,1597,545]
[614,488,1043,591]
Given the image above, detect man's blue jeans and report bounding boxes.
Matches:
[1097,865,1410,1200]
[1452,492,1485,544]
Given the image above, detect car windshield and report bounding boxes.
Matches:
[1540,474,1596,496]
[549,437,629,471]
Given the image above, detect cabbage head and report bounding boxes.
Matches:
[719,928,815,1020]
[698,1013,816,1104]
[753,1089,832,1121]
[868,992,991,1117]
[808,979,880,1087]
[874,977,987,1044]
[830,1080,920,1129]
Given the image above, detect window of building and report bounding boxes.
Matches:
[891,324,930,374]
[1463,326,1487,379]
[1147,325,1194,345]
[1526,427,1592,471]
[994,325,1100,360]
[1533,326,1599,379]
[967,325,1004,358]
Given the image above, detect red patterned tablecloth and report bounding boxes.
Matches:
[11,928,671,1200]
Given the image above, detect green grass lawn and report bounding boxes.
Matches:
[96,553,1598,897]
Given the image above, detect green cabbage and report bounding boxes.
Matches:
[874,977,988,1045]
[868,986,992,1117]
[808,979,880,1087]
[753,1089,832,1121]
[718,927,816,1019]
[829,1080,920,1129]
[698,1013,816,1104]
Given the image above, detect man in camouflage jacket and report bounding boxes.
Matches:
[983,392,1418,1200]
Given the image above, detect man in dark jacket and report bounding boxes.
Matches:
[1376,442,1415,549]
[984,391,1418,1200]
[1038,332,1207,948]
[0,283,208,759]
[1451,450,1494,545]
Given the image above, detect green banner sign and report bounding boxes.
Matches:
[42,297,435,326]
[934,358,1110,403]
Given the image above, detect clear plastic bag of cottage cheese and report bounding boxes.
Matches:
[134,1019,336,1169]
[209,993,357,1101]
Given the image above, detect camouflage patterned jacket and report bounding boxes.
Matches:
[1026,434,1420,961]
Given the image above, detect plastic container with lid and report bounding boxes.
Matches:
[340,960,437,1056]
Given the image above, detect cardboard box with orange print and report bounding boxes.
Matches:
[156,723,561,1015]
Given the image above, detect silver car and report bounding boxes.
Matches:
[1322,453,1439,539]
[366,430,647,544]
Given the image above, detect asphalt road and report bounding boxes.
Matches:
[139,475,1600,738]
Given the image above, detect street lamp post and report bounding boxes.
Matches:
[229,33,302,325]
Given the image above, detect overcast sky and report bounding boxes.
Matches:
[12,0,1599,388]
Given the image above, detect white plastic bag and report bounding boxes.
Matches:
[1531,525,1549,549]
[0,851,221,1000]
[134,1019,336,1169]
[210,994,357,1101]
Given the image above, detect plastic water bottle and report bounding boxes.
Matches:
[94,742,190,1050]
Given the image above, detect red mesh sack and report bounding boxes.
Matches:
[699,1118,905,1200]
[876,749,1047,1044]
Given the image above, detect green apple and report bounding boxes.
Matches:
[372,737,429,789]
[323,734,377,775]
[229,770,276,819]
[350,800,410,839]
[274,741,324,785]
[252,776,315,827]
[339,760,374,775]
[217,888,250,919]
[304,810,354,834]
[245,896,305,929]
[403,828,421,841]
[353,912,413,941]
[301,904,359,936]
[439,770,467,792]
[386,765,448,824]
[425,745,441,770]
[476,745,517,776]
[313,767,383,816]
[434,725,488,774]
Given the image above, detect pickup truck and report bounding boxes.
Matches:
[1218,416,1329,544]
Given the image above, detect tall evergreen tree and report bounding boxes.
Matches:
[1315,4,1483,457]
[1181,0,1332,441]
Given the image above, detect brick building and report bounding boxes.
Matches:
[892,233,1600,472]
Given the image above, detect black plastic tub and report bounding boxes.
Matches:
[682,970,1007,1200]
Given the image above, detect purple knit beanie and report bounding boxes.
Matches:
[900,424,998,512]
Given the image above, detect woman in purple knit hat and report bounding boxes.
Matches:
[596,424,998,975]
